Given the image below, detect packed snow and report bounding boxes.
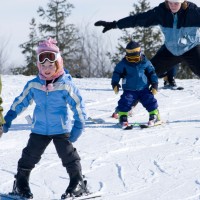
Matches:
[0,75,200,200]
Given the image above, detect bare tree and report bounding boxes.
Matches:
[0,37,10,74]
[77,23,113,77]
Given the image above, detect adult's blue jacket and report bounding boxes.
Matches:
[111,56,158,91]
[116,2,200,56]
[8,74,86,135]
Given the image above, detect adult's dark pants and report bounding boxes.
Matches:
[151,45,200,78]
[18,133,81,175]
[159,64,178,83]
[166,65,178,81]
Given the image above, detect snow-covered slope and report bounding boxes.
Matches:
[1,75,200,200]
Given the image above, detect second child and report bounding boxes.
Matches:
[111,41,161,129]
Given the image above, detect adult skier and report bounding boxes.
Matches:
[95,0,200,81]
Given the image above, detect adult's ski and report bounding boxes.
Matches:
[161,86,184,90]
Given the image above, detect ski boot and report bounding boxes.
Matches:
[148,109,161,126]
[163,76,169,87]
[164,76,177,89]
[112,112,119,119]
[168,78,177,88]
[119,112,132,130]
[163,76,168,87]
[61,171,88,199]
[10,168,33,199]
[112,107,119,119]
[112,109,134,119]
[128,108,134,117]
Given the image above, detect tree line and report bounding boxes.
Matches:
[0,0,197,79]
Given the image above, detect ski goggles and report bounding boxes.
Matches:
[125,55,141,63]
[38,51,60,64]
[125,47,141,62]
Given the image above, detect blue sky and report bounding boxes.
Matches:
[0,0,199,66]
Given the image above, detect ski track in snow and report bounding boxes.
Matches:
[1,76,200,199]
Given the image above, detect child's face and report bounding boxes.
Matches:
[40,61,57,79]
[168,2,182,13]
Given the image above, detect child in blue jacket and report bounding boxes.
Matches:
[3,38,88,199]
[111,40,161,129]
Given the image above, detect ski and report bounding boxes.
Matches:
[0,179,33,200]
[139,120,164,129]
[173,86,184,90]
[117,122,141,130]
[61,192,102,200]
[161,86,184,90]
[123,125,134,130]
[0,192,102,200]
[0,193,28,200]
[87,117,105,124]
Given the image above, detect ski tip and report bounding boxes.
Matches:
[139,124,149,128]
[123,125,133,130]
[176,86,184,90]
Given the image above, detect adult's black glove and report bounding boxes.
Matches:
[112,83,121,94]
[94,21,117,33]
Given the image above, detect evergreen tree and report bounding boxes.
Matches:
[37,0,81,76]
[17,0,81,76]
[108,0,163,64]
[17,18,39,75]
[176,63,197,79]
[0,37,10,74]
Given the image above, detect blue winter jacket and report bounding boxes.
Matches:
[116,2,200,56]
[7,74,86,136]
[111,56,158,91]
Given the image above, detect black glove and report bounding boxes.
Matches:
[94,21,117,33]
[112,83,121,94]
